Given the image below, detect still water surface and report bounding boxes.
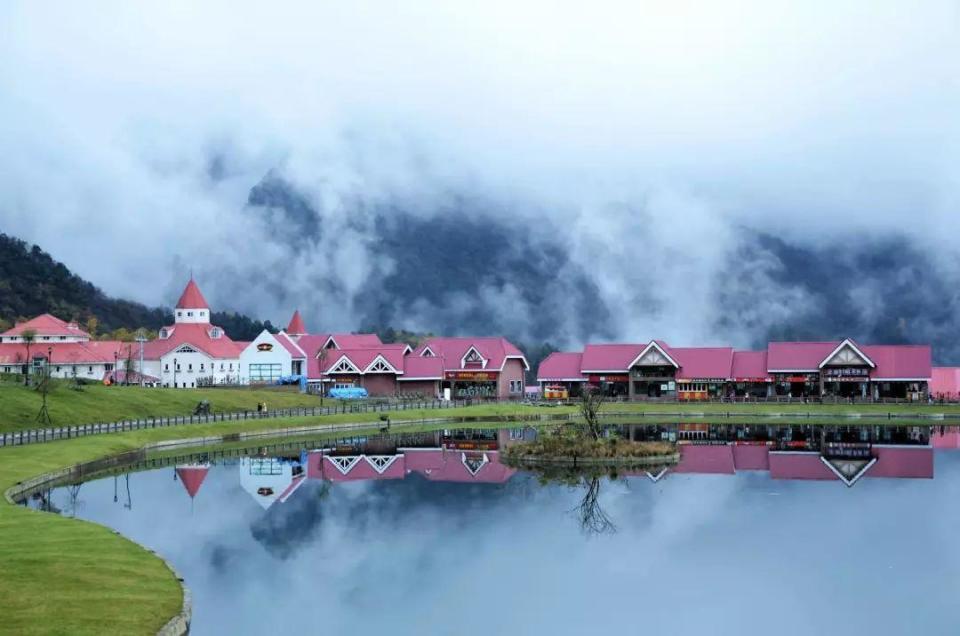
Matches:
[37,425,960,635]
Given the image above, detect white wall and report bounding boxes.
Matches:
[159,349,240,388]
[239,330,294,384]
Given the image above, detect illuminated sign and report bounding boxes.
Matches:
[445,371,498,381]
[587,374,629,383]
[257,343,273,352]
[824,367,869,377]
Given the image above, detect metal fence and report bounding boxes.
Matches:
[0,399,472,448]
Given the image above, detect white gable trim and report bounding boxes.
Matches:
[819,339,875,369]
[498,354,531,371]
[460,345,488,369]
[420,345,436,357]
[646,467,669,482]
[461,452,489,476]
[820,456,877,487]
[327,455,361,475]
[323,335,340,350]
[364,354,400,375]
[365,455,400,474]
[327,354,361,374]
[628,341,679,369]
[278,331,307,358]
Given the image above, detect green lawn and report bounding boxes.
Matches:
[0,382,327,433]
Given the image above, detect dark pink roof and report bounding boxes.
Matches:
[323,347,405,374]
[400,355,445,380]
[275,332,306,359]
[731,350,769,379]
[1,314,90,338]
[579,344,643,372]
[732,444,770,470]
[327,333,383,349]
[537,352,584,381]
[414,337,529,371]
[286,310,307,335]
[766,342,838,372]
[418,450,515,483]
[176,465,209,498]
[175,278,209,309]
[931,367,960,399]
[142,323,242,359]
[862,345,931,379]
[320,455,406,481]
[0,340,133,365]
[305,450,515,483]
[768,452,837,480]
[671,347,734,379]
[673,444,735,474]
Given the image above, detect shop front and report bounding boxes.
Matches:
[677,378,726,400]
[444,370,499,399]
[774,373,819,397]
[629,367,676,398]
[821,366,871,398]
[731,377,773,398]
[587,374,630,398]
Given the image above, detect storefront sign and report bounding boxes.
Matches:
[445,371,497,381]
[257,343,273,352]
[823,367,869,378]
[734,377,772,383]
[587,374,629,383]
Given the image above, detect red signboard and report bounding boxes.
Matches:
[587,374,629,383]
[445,371,498,381]
[734,377,772,383]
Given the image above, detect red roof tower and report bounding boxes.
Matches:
[175,278,209,309]
[286,310,307,336]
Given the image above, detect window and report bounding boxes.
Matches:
[59,336,66,341]
[200,311,205,317]
[229,363,233,371]
[42,336,50,341]
[177,311,182,318]
[176,364,181,371]
[159,328,168,339]
[509,380,522,394]
[249,363,282,382]
[56,366,61,372]
[220,363,224,370]
[188,364,193,372]
[164,363,169,371]
[87,366,93,373]
[200,363,205,371]
[187,311,193,317]
[210,327,220,338]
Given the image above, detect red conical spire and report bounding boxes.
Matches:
[175,278,210,309]
[286,309,307,335]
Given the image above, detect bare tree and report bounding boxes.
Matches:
[574,476,616,535]
[580,386,607,440]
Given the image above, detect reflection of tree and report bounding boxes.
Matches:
[65,483,83,517]
[574,476,616,536]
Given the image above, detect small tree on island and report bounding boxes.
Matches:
[580,386,607,440]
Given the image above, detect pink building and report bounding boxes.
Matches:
[537,337,933,401]
[296,332,528,399]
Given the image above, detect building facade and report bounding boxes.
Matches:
[539,338,933,401]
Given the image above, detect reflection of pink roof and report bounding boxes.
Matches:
[861,345,931,379]
[931,368,960,399]
[769,452,836,480]
[175,279,209,309]
[674,445,735,474]
[580,344,643,372]
[413,337,528,371]
[419,451,516,483]
[671,347,734,379]
[537,352,584,381]
[304,449,515,483]
[176,465,210,498]
[732,445,770,470]
[1,313,90,338]
[932,428,960,449]
[731,351,769,379]
[767,342,838,371]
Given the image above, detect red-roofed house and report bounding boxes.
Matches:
[412,337,529,399]
[536,352,586,397]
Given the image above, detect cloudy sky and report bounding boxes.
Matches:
[2,2,959,350]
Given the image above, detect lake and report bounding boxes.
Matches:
[28,424,960,635]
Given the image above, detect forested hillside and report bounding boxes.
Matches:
[0,233,277,340]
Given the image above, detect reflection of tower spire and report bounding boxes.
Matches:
[175,463,210,513]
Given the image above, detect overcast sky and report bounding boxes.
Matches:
[1,2,958,344]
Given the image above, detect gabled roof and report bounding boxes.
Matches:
[1,314,90,339]
[537,352,585,381]
[628,340,680,369]
[286,310,307,335]
[413,337,529,371]
[0,340,133,365]
[142,323,241,359]
[175,278,209,309]
[320,347,407,376]
[579,343,643,372]
[861,345,931,380]
[324,333,383,349]
[670,347,734,379]
[274,331,306,359]
[400,355,446,380]
[819,338,875,368]
[731,350,769,379]
[766,341,839,372]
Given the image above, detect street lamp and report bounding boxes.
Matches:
[113,351,118,385]
[173,357,178,389]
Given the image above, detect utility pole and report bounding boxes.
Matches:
[135,330,147,387]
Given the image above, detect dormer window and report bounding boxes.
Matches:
[421,347,435,357]
[159,328,169,339]
[463,348,484,366]
[210,327,221,339]
[200,311,205,317]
